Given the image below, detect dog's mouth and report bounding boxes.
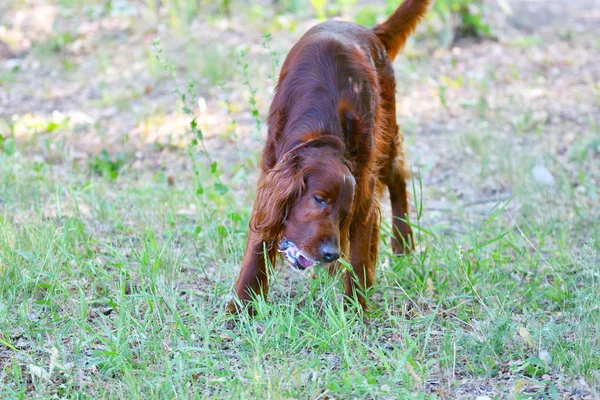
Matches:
[278,239,318,270]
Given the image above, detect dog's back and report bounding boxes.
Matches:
[265,0,431,168]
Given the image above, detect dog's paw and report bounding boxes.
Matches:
[225,297,240,315]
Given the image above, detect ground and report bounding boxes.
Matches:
[0,0,599,398]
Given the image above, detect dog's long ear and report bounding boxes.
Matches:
[339,101,372,165]
[339,101,375,221]
[263,109,288,170]
[249,154,303,243]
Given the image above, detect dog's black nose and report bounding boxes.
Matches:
[321,245,340,263]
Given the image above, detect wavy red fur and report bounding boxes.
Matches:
[228,0,431,314]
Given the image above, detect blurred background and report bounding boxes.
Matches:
[1,0,598,208]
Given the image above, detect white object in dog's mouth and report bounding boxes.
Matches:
[278,239,317,270]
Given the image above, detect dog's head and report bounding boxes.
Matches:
[250,136,355,270]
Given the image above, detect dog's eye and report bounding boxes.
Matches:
[313,195,327,206]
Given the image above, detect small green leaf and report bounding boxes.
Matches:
[216,225,228,238]
[228,213,241,222]
[3,138,16,156]
[45,121,58,132]
[214,182,228,194]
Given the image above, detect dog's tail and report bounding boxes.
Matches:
[372,0,431,61]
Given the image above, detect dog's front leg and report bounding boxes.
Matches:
[346,212,377,311]
[227,232,274,314]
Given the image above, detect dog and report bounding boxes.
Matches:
[227,0,430,313]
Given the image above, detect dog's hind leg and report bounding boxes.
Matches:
[387,151,414,255]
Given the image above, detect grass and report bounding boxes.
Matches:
[0,134,598,397]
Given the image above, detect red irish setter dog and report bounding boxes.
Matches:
[228,0,430,313]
